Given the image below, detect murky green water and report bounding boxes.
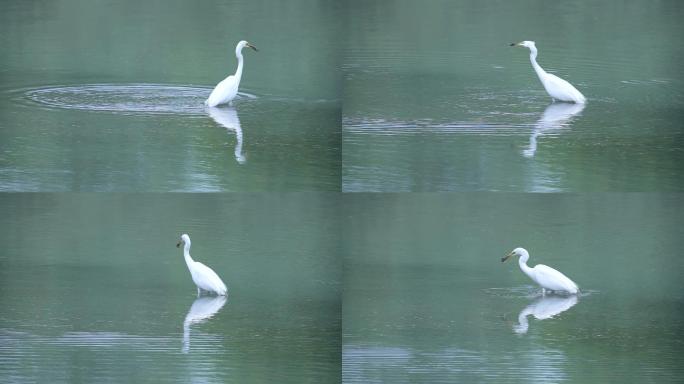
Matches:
[0,194,340,383]
[343,193,684,382]
[0,0,341,191]
[343,0,684,192]
[2,0,684,382]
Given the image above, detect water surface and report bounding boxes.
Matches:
[343,193,684,382]
[0,193,341,383]
[0,0,341,191]
[343,0,684,191]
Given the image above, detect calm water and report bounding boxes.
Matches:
[0,194,341,383]
[0,0,341,191]
[3,1,684,382]
[343,194,684,383]
[343,0,684,192]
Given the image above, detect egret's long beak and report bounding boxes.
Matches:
[501,251,514,262]
[509,42,521,47]
[176,240,182,248]
[246,43,258,52]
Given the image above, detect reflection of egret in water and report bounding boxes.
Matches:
[207,107,246,164]
[523,103,585,158]
[514,295,578,334]
[182,295,227,353]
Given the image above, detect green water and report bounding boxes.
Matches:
[0,194,341,383]
[343,193,684,382]
[343,0,684,192]
[0,0,341,191]
[2,0,684,382]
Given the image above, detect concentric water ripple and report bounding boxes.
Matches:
[344,117,533,136]
[22,84,257,115]
[483,286,598,298]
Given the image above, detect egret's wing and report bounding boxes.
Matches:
[533,264,578,292]
[206,75,238,106]
[192,261,228,294]
[544,72,573,89]
[543,73,585,103]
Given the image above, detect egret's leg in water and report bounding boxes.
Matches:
[542,288,546,296]
[197,287,201,297]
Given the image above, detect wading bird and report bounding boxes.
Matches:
[205,40,258,107]
[177,234,227,296]
[510,41,586,104]
[502,247,579,295]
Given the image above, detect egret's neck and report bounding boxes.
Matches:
[183,243,194,266]
[234,51,244,82]
[518,253,534,279]
[528,47,546,80]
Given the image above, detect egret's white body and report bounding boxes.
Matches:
[205,40,257,107]
[206,106,245,164]
[514,295,578,334]
[177,234,227,296]
[503,247,579,294]
[512,41,586,104]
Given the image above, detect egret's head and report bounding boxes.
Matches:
[502,247,528,262]
[510,41,536,49]
[237,40,258,52]
[177,233,191,248]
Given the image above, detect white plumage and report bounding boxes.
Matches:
[502,247,579,294]
[511,41,586,104]
[177,234,227,296]
[205,40,258,107]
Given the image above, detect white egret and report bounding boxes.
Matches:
[205,40,258,107]
[502,247,579,295]
[514,295,578,334]
[206,106,245,164]
[176,234,227,296]
[511,41,586,104]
